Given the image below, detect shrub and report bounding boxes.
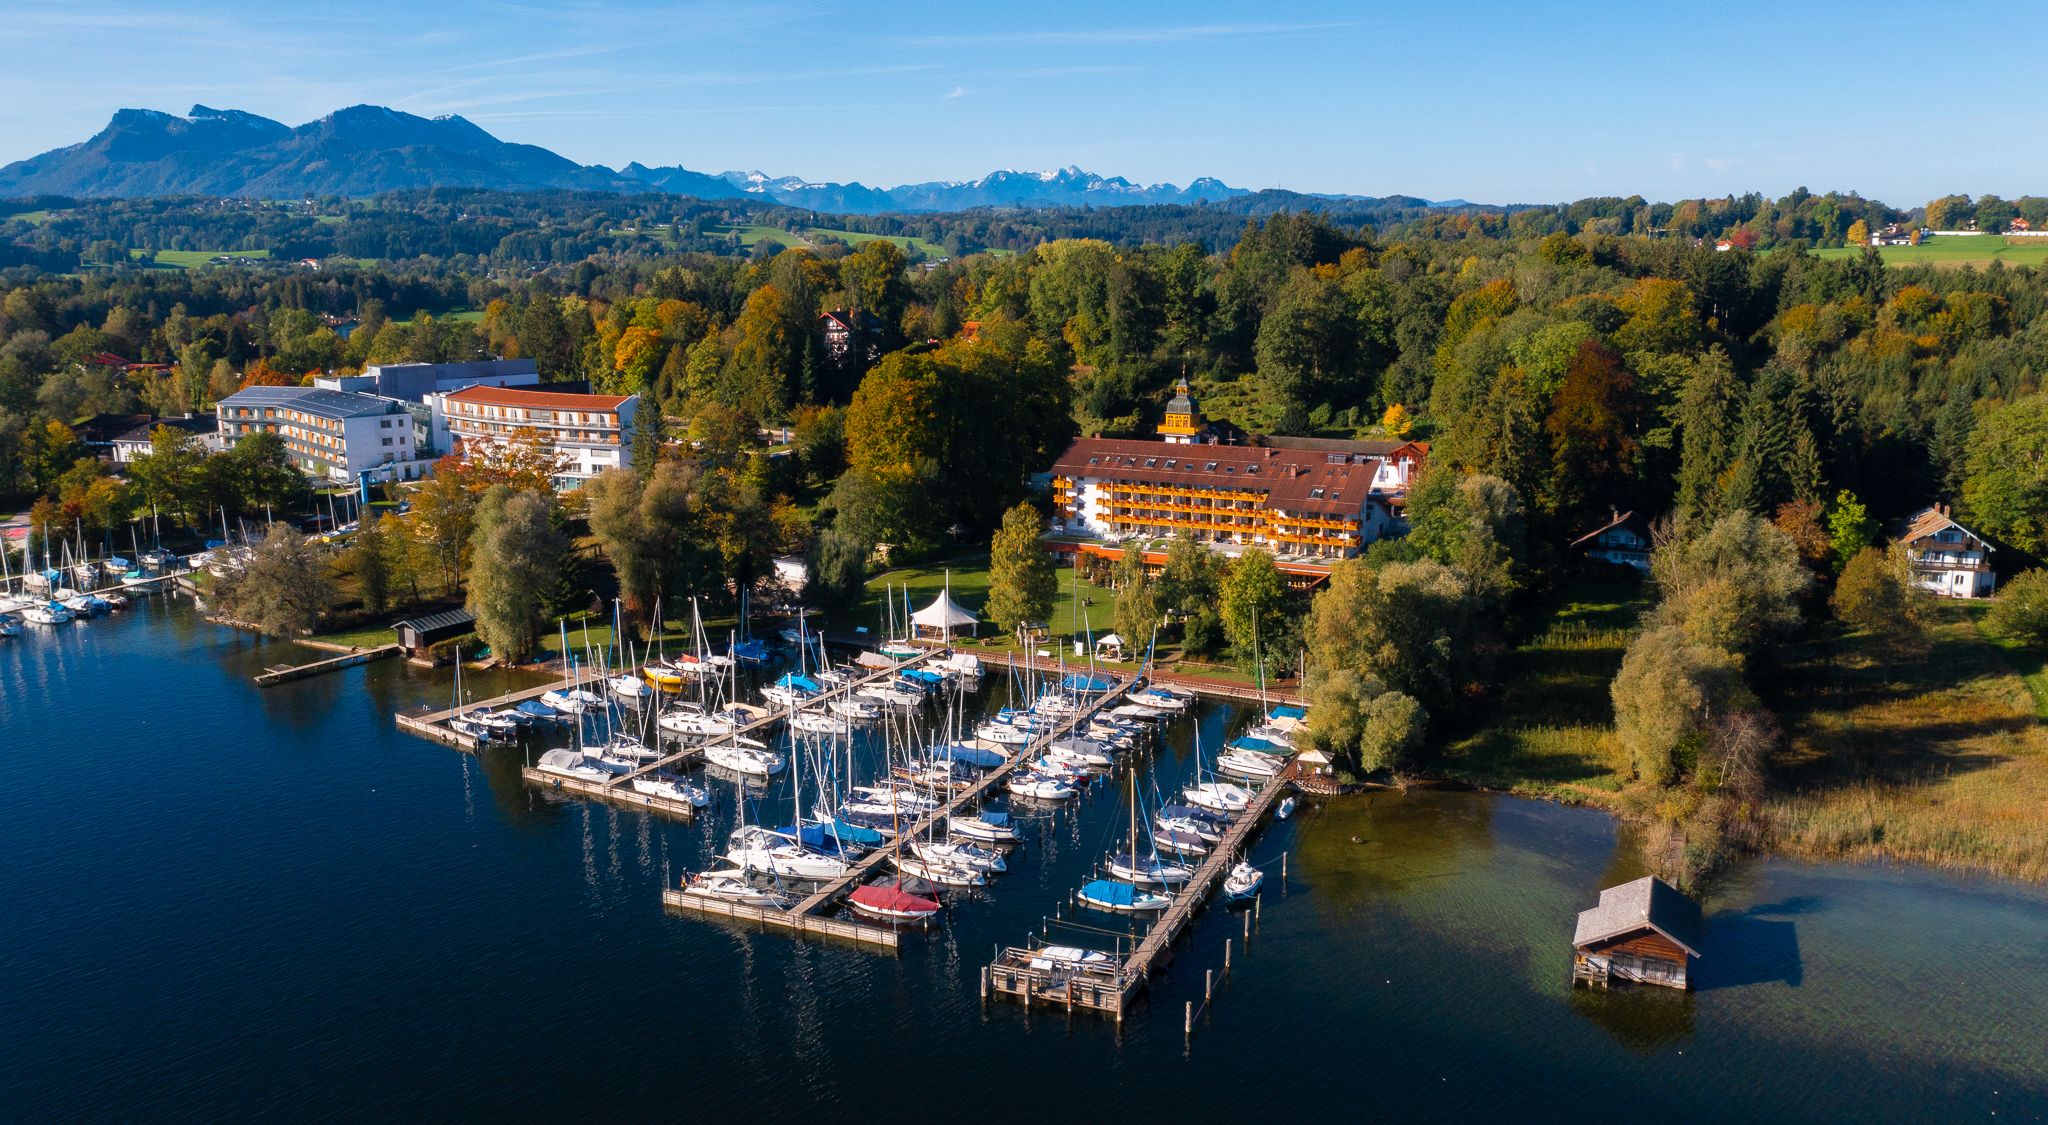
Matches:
[1984,569,2048,647]
[1831,546,1915,635]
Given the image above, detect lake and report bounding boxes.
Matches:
[3,594,2044,1122]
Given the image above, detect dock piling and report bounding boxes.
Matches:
[1205,968,1213,1002]
[1224,937,1232,974]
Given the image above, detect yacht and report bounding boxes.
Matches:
[703,742,785,777]
[890,852,985,888]
[609,673,652,701]
[846,881,943,923]
[727,825,849,881]
[1107,852,1195,887]
[948,810,1021,844]
[1183,781,1253,816]
[1224,861,1266,901]
[535,748,612,783]
[1077,878,1171,914]
[630,773,711,807]
[680,868,795,909]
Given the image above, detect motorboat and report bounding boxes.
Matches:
[1007,773,1077,801]
[536,748,612,783]
[703,743,785,777]
[1217,747,1286,779]
[949,810,1021,844]
[890,853,985,888]
[681,869,794,909]
[1183,781,1253,816]
[847,881,943,923]
[790,710,841,735]
[1126,685,1192,712]
[827,696,881,720]
[540,688,603,715]
[609,673,652,700]
[1027,945,1112,972]
[1077,878,1170,914]
[1224,861,1265,900]
[631,774,711,806]
[911,839,1006,873]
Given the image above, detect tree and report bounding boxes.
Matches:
[1984,569,2048,648]
[1673,349,1742,533]
[1156,534,1219,618]
[1110,547,1162,653]
[347,510,392,616]
[409,464,479,594]
[1306,556,1473,708]
[985,502,1055,636]
[1845,218,1870,246]
[802,528,869,612]
[1544,339,1640,520]
[1650,511,1811,654]
[216,524,331,637]
[1219,549,1287,667]
[1831,546,1915,636]
[1381,402,1412,438]
[128,425,206,526]
[467,488,567,662]
[584,463,708,625]
[1963,394,2048,556]
[1305,668,1426,776]
[1824,490,1874,572]
[214,431,303,516]
[1611,626,1748,786]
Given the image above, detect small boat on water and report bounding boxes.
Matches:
[1183,781,1252,816]
[20,602,71,626]
[1028,945,1112,972]
[1276,796,1296,820]
[912,839,1006,874]
[541,688,604,715]
[0,615,20,638]
[1107,851,1194,887]
[631,773,711,807]
[609,673,652,700]
[516,700,568,723]
[703,742,785,777]
[1077,878,1170,914]
[681,869,794,909]
[847,881,942,923]
[1223,861,1265,901]
[1126,685,1192,712]
[949,810,1021,844]
[790,710,841,735]
[536,748,612,783]
[891,853,985,888]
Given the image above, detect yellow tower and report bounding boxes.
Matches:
[1156,377,1203,443]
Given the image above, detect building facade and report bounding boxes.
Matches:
[1899,505,1997,598]
[431,384,638,489]
[216,386,428,482]
[315,358,541,403]
[1047,383,1422,564]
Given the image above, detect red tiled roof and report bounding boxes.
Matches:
[1051,436,1390,516]
[443,384,630,411]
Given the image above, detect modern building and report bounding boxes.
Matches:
[1046,380,1423,572]
[216,386,430,482]
[430,383,638,489]
[315,358,540,403]
[1899,504,1997,598]
[1572,876,1703,991]
[109,413,221,463]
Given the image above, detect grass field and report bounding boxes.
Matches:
[1434,577,1649,800]
[708,224,815,250]
[806,227,948,257]
[131,248,272,269]
[846,553,1117,648]
[391,308,485,325]
[1812,236,2048,269]
[1761,601,2048,881]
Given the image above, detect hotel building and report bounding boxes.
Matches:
[216,386,428,482]
[430,384,638,489]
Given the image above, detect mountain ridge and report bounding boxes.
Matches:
[0,104,1439,214]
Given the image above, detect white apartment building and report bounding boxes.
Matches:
[216,386,430,483]
[430,384,638,489]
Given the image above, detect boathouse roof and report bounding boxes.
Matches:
[1573,875,1703,956]
[394,609,476,647]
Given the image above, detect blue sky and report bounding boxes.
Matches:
[1,0,2039,204]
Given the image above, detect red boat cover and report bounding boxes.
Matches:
[850,883,939,914]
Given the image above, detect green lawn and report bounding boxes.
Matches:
[131,248,272,268]
[391,308,485,325]
[1434,577,1650,800]
[1812,237,2048,269]
[847,553,1117,649]
[806,227,948,257]
[1968,602,2048,720]
[708,224,815,250]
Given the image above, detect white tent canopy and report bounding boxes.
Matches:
[910,584,978,638]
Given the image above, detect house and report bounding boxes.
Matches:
[1713,238,1734,252]
[108,413,220,463]
[820,309,881,362]
[216,386,429,483]
[1572,875,1703,991]
[1569,509,1652,573]
[1898,504,1996,598]
[72,412,154,456]
[394,609,475,657]
[429,383,638,489]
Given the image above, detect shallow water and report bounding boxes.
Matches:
[2,595,2044,1122]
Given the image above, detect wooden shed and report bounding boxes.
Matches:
[1572,875,1703,990]
[394,609,475,657]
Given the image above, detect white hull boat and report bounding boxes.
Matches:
[704,744,785,777]
[631,775,711,806]
[536,749,612,783]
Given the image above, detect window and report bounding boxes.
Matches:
[1309,488,1325,500]
[381,437,393,447]
[1145,458,1158,468]
[1205,461,1218,471]
[1164,459,1177,469]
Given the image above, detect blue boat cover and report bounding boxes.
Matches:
[515,700,557,718]
[1062,672,1116,694]
[931,743,1005,768]
[978,811,1010,828]
[774,824,860,854]
[900,668,945,685]
[1229,735,1285,754]
[1157,804,1229,825]
[1079,879,1142,907]
[827,819,887,845]
[730,638,770,661]
[1269,704,1308,720]
[773,673,821,692]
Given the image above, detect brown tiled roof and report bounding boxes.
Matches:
[1900,505,1992,551]
[444,384,630,411]
[1050,437,1388,516]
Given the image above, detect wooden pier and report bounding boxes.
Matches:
[254,644,402,686]
[986,756,1294,1023]
[662,677,1129,948]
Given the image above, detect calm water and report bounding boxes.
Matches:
[4,595,2046,1122]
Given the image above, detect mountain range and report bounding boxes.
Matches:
[0,104,1331,214]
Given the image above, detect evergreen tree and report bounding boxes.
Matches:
[985,503,1056,636]
[1674,349,1741,533]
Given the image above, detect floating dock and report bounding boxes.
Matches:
[661,678,1129,947]
[986,759,1294,1023]
[254,644,402,686]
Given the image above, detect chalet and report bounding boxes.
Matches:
[1569,509,1652,574]
[394,609,475,657]
[1572,875,1703,991]
[820,309,880,362]
[1898,504,1996,598]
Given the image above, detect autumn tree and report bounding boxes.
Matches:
[1611,626,1749,786]
[1963,393,2048,556]
[1544,338,1639,521]
[1984,570,2048,648]
[467,487,567,661]
[1110,547,1162,654]
[1831,546,1915,637]
[216,524,332,637]
[985,502,1055,636]
[1219,548,1288,669]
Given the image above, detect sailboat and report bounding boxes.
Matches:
[445,649,507,744]
[682,868,797,908]
[606,600,653,700]
[536,748,612,783]
[846,880,942,923]
[1106,764,1194,886]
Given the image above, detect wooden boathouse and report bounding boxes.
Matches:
[1571,875,1703,990]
